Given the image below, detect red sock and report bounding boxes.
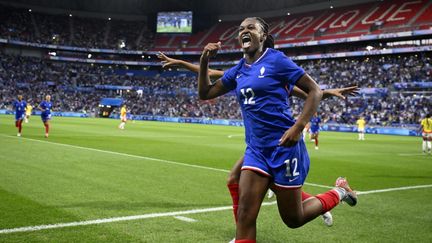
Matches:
[315,190,340,213]
[18,120,23,133]
[301,191,313,201]
[315,138,318,147]
[15,121,19,127]
[235,240,256,243]
[44,123,49,133]
[227,183,239,223]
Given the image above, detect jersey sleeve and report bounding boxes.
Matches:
[276,53,305,86]
[221,63,240,91]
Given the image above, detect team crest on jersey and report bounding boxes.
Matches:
[258,66,265,78]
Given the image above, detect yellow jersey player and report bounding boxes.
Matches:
[356,116,366,140]
[420,114,432,154]
[24,103,33,123]
[118,105,127,130]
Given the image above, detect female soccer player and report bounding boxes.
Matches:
[24,102,33,123]
[157,52,358,228]
[198,17,357,242]
[38,95,52,138]
[13,95,27,137]
[356,116,366,141]
[119,105,127,129]
[309,113,321,150]
[420,114,432,154]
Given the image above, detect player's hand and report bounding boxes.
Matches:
[157,52,179,68]
[279,124,303,147]
[201,42,221,60]
[326,86,359,100]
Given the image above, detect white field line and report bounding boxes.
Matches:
[0,134,230,174]
[1,185,432,234]
[0,134,330,189]
[227,134,244,138]
[173,216,198,222]
[356,184,432,195]
[398,153,429,156]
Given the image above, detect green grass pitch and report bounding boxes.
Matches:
[0,115,431,242]
[157,26,191,33]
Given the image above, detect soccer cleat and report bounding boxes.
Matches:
[45,133,49,138]
[322,211,333,227]
[315,146,319,150]
[335,177,357,206]
[17,133,21,137]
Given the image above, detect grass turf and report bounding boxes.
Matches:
[0,115,431,242]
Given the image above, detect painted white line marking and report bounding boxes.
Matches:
[357,184,432,195]
[1,185,431,234]
[227,134,243,138]
[0,201,274,234]
[0,134,329,189]
[174,216,197,222]
[398,153,428,156]
[0,134,230,174]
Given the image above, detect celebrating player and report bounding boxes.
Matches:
[38,95,52,138]
[158,52,358,229]
[198,17,357,242]
[24,102,33,123]
[309,113,321,150]
[119,104,127,129]
[12,95,27,137]
[420,113,432,154]
[356,116,366,140]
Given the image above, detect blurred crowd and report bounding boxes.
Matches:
[0,52,430,126]
[0,6,153,50]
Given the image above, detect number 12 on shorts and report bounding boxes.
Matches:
[284,158,300,177]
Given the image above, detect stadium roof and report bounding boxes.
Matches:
[1,0,376,16]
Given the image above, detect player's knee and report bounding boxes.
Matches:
[226,171,240,185]
[282,217,303,229]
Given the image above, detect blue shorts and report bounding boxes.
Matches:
[242,139,310,189]
[310,128,319,134]
[41,114,52,122]
[15,113,24,121]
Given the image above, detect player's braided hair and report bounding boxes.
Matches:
[253,17,274,50]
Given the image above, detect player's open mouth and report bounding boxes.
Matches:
[241,35,251,48]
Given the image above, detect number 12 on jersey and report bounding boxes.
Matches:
[240,88,255,105]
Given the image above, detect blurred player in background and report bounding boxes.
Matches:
[24,102,33,123]
[420,113,432,154]
[356,116,366,140]
[158,52,358,230]
[309,113,321,150]
[13,95,27,137]
[119,104,127,129]
[38,95,52,138]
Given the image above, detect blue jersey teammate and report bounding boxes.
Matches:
[309,113,321,150]
[13,95,27,137]
[198,17,358,242]
[38,95,52,138]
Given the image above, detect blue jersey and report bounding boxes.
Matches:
[221,48,305,148]
[13,100,27,120]
[39,101,52,117]
[13,100,27,114]
[310,116,321,133]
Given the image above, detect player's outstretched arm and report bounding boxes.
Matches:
[157,52,224,79]
[291,85,359,100]
[322,86,359,100]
